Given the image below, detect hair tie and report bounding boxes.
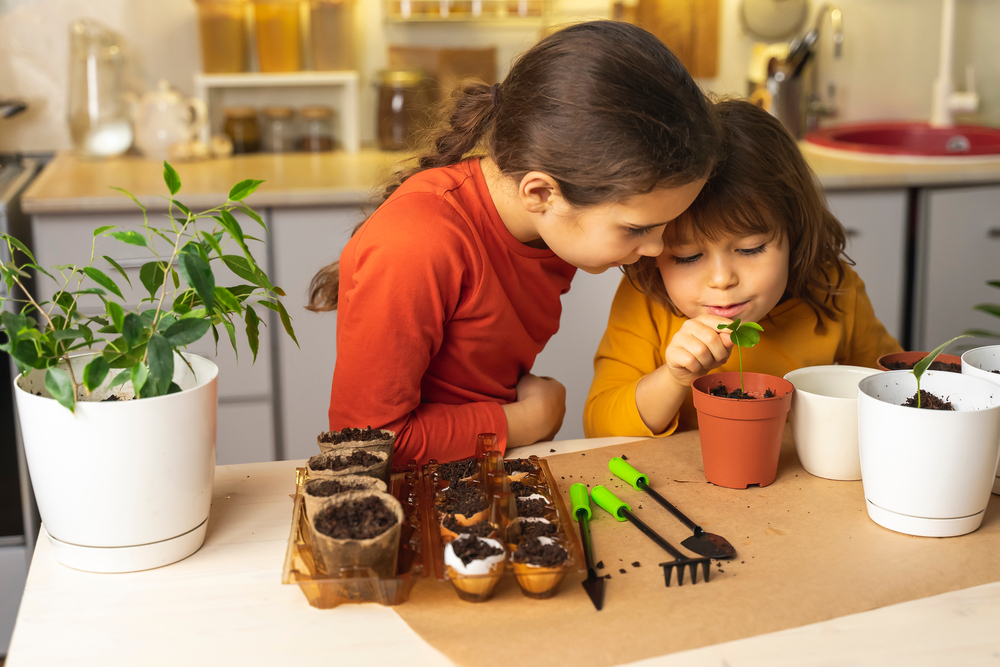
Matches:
[490,83,501,107]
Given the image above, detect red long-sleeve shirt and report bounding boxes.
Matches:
[329,159,576,465]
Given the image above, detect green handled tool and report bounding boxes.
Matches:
[591,485,711,587]
[570,483,604,610]
[609,457,736,560]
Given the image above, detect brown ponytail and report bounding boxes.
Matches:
[308,20,720,312]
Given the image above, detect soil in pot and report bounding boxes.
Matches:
[515,495,550,518]
[314,450,381,472]
[319,426,390,446]
[708,385,776,399]
[903,390,955,410]
[511,536,569,599]
[444,534,506,602]
[303,474,388,523]
[434,457,480,484]
[440,515,496,540]
[307,448,391,485]
[885,360,962,373]
[436,481,489,524]
[310,490,404,578]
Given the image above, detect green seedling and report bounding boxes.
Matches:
[911,335,970,408]
[717,318,763,394]
[964,280,1000,340]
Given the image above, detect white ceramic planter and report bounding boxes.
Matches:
[857,370,1000,537]
[783,365,881,481]
[14,352,218,572]
[961,345,1000,495]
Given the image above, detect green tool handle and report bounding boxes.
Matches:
[591,485,630,522]
[609,457,648,490]
[570,483,591,520]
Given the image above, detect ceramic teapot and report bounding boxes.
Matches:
[133,80,207,159]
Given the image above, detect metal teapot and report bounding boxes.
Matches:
[132,80,207,159]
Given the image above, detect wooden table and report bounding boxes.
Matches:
[7,436,1000,666]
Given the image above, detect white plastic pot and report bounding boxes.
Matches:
[783,365,881,481]
[857,370,1000,537]
[961,344,1000,495]
[14,352,218,572]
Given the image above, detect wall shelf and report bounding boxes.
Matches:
[385,0,549,22]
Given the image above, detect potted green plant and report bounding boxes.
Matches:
[691,320,794,489]
[858,337,1000,537]
[0,162,296,573]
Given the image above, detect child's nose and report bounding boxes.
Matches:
[708,257,738,290]
[636,234,664,258]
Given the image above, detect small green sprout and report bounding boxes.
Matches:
[911,335,969,408]
[717,318,763,394]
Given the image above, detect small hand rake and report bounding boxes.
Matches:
[591,485,711,587]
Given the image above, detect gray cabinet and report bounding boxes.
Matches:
[915,184,1000,351]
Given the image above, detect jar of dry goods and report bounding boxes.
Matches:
[376,69,433,151]
[223,106,260,153]
[299,105,336,152]
[261,106,297,153]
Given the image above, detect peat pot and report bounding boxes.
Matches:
[961,345,1000,494]
[692,372,794,489]
[783,365,881,481]
[14,352,218,572]
[858,370,1000,537]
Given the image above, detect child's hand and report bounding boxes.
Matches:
[503,373,566,447]
[663,315,736,387]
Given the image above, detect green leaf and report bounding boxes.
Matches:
[108,369,131,389]
[166,381,182,395]
[731,327,761,348]
[82,267,125,300]
[4,234,36,264]
[244,305,260,363]
[741,322,764,332]
[122,312,144,349]
[108,187,145,212]
[107,301,125,333]
[972,304,1000,319]
[177,252,215,311]
[221,319,238,359]
[180,307,208,320]
[222,255,260,285]
[102,256,133,288]
[107,230,149,248]
[82,356,110,392]
[130,362,149,398]
[217,210,251,256]
[228,179,264,202]
[987,281,1000,290]
[259,300,298,347]
[93,224,118,237]
[139,261,168,300]
[237,204,268,234]
[25,262,58,283]
[963,328,1000,339]
[200,230,225,259]
[10,339,39,375]
[52,328,82,341]
[0,311,27,334]
[913,335,971,382]
[163,161,181,196]
[44,367,75,412]
[172,200,192,217]
[163,318,211,346]
[146,333,175,396]
[213,286,242,314]
[210,323,220,354]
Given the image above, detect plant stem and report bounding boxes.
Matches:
[738,344,744,394]
[143,215,190,363]
[11,274,81,403]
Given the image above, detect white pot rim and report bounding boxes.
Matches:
[859,369,1000,412]
[783,365,881,401]
[961,345,1000,372]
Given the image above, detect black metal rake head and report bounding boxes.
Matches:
[659,557,712,586]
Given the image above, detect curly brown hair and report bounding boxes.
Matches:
[623,98,850,329]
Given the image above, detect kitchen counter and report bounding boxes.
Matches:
[7,435,1000,667]
[21,147,1000,215]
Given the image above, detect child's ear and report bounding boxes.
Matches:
[518,171,563,213]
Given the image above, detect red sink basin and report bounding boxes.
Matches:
[805,121,1000,157]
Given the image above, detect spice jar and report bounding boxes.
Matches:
[376,69,433,151]
[195,0,249,73]
[309,0,356,71]
[223,107,260,153]
[298,105,336,152]
[261,106,297,153]
[253,0,301,72]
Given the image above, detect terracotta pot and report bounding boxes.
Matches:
[877,351,962,372]
[692,372,794,489]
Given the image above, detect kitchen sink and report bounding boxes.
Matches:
[804,121,1000,160]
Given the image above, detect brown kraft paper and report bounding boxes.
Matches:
[393,427,1000,667]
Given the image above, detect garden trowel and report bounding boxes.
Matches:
[570,483,604,610]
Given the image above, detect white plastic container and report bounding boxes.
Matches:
[857,370,1000,537]
[783,365,880,480]
[14,353,218,572]
[961,344,1000,495]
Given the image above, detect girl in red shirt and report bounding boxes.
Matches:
[308,21,720,464]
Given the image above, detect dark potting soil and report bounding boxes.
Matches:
[451,534,503,566]
[903,389,955,410]
[435,457,480,482]
[885,360,962,373]
[516,496,549,518]
[313,450,381,471]
[313,496,398,540]
[442,515,495,538]
[307,479,365,496]
[708,385,776,399]
[519,520,558,540]
[513,537,568,567]
[319,426,389,444]
[438,482,489,517]
[510,481,539,498]
[101,395,121,402]
[504,459,538,475]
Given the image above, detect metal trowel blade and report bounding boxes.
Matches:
[681,532,737,560]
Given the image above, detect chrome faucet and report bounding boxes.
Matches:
[805,4,843,133]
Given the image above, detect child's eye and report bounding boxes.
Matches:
[626,226,652,238]
[671,253,702,265]
[738,244,767,256]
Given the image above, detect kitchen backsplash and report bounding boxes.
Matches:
[1,0,998,153]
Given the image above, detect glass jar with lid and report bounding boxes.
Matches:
[376,69,434,151]
[253,0,301,72]
[298,105,336,152]
[223,107,260,153]
[261,106,297,153]
[194,0,249,73]
[309,0,356,70]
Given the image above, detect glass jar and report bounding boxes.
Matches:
[223,107,260,153]
[309,0,356,71]
[253,0,301,72]
[376,70,433,151]
[261,106,297,153]
[298,105,336,151]
[195,0,249,73]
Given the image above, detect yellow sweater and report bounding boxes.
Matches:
[583,264,902,438]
